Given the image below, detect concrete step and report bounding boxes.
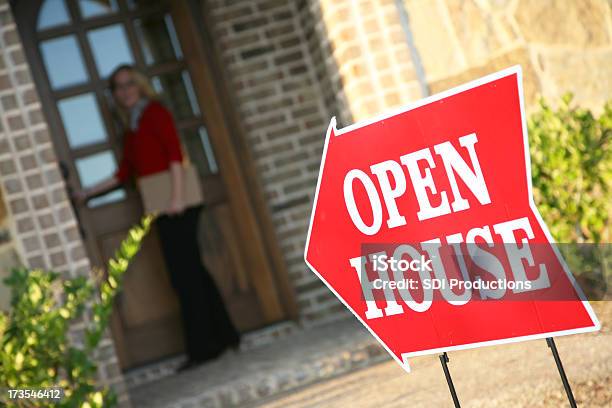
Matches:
[128,318,388,408]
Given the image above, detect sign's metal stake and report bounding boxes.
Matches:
[546,337,577,407]
[439,352,461,408]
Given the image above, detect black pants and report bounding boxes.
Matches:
[156,206,240,362]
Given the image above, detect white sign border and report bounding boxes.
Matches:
[303,65,601,373]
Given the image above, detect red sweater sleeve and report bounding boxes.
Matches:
[151,103,183,164]
[114,136,133,184]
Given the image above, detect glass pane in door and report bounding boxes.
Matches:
[37,0,71,31]
[151,71,200,120]
[57,93,107,148]
[87,24,134,79]
[40,36,89,89]
[76,150,125,207]
[134,14,182,65]
[78,0,118,19]
[181,127,218,176]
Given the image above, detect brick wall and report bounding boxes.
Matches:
[0,187,20,311]
[0,1,130,405]
[300,0,352,128]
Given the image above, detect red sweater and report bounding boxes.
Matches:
[115,101,183,184]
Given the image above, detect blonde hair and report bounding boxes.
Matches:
[109,65,157,128]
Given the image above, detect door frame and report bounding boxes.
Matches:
[13,0,297,333]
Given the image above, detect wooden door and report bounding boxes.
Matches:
[15,0,292,369]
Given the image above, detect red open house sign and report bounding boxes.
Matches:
[304,66,599,372]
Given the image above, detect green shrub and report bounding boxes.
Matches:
[529,94,611,243]
[528,95,611,290]
[0,216,153,408]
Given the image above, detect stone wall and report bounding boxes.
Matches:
[0,1,130,405]
[412,0,612,111]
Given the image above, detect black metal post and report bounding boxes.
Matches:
[546,337,577,408]
[439,352,461,408]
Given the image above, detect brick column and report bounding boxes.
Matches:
[315,0,423,121]
[0,1,130,406]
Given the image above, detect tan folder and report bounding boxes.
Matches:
[138,165,203,215]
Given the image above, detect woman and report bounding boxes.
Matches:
[75,65,240,371]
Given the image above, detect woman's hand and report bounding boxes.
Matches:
[72,189,89,205]
[71,177,120,206]
[166,195,185,216]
